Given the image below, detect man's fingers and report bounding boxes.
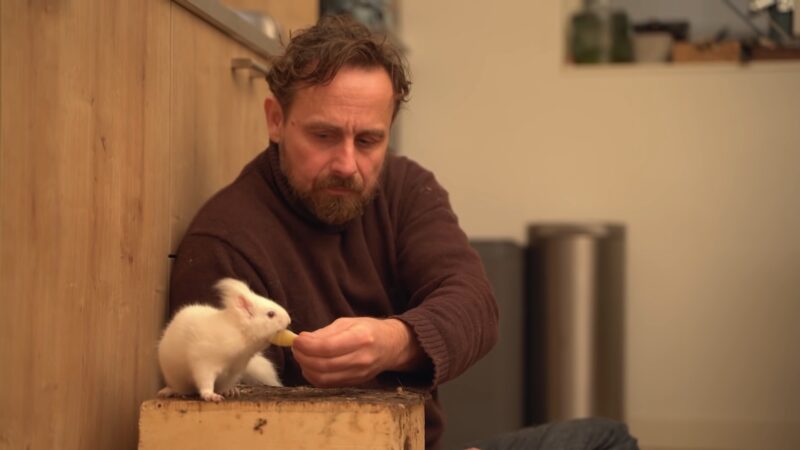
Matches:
[300,365,374,388]
[293,346,375,373]
[305,317,355,338]
[293,325,372,357]
[293,332,350,357]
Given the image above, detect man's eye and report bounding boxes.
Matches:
[357,137,380,148]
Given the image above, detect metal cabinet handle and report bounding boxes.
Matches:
[231,57,269,79]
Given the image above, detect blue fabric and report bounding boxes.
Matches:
[461,418,639,450]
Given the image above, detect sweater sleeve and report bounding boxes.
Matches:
[391,161,499,388]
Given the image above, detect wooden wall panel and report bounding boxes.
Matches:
[170,3,271,251]
[0,1,171,449]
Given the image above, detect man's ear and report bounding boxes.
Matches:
[264,97,284,143]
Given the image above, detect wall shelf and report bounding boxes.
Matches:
[561,59,800,77]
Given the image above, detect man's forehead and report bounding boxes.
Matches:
[289,95,392,129]
[297,67,392,99]
[296,117,388,135]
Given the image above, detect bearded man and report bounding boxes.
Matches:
[169,14,637,450]
[169,14,498,450]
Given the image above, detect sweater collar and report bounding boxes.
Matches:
[260,142,349,233]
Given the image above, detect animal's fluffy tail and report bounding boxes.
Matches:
[241,353,283,387]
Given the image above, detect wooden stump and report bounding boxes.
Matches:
[138,385,426,450]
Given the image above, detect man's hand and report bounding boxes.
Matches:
[291,317,426,387]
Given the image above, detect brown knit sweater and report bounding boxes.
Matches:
[169,144,499,449]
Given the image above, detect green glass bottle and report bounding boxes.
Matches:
[610,11,634,63]
[570,0,609,64]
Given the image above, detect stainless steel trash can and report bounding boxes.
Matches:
[526,223,625,424]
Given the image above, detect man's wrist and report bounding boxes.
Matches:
[383,318,427,372]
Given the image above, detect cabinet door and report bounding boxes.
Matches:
[0,1,171,450]
[170,3,272,251]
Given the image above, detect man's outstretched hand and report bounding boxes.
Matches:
[291,317,426,387]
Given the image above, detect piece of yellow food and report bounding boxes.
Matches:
[270,329,298,347]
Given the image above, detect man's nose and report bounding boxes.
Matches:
[329,140,357,177]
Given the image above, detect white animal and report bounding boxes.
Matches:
[157,278,290,401]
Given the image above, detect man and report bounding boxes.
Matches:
[169,15,498,450]
[170,15,640,450]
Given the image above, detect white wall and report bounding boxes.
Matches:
[398,2,800,449]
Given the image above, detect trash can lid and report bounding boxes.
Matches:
[527,222,625,241]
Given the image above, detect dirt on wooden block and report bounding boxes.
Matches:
[153,385,428,406]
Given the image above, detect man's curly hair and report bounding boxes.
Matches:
[266,15,410,119]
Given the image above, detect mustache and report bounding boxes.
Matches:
[313,174,364,192]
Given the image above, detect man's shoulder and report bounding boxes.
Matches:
[382,153,437,191]
[377,152,451,220]
[184,166,272,241]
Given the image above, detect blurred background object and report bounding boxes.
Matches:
[795,0,800,35]
[526,224,626,424]
[439,241,527,450]
[568,0,635,64]
[567,0,800,64]
[632,21,687,63]
[610,11,635,62]
[569,0,611,63]
[570,0,637,64]
[223,0,319,41]
[319,0,397,33]
[442,225,625,449]
[747,0,796,42]
[672,40,742,63]
[633,30,674,62]
[232,9,283,41]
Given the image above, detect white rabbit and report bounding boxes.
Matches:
[157,278,289,401]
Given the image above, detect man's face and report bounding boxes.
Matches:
[265,66,394,225]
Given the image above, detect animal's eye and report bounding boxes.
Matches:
[267,311,276,318]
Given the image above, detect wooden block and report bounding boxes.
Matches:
[138,386,425,450]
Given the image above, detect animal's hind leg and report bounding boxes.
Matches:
[157,386,177,398]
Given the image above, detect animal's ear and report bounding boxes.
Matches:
[216,278,256,318]
[236,295,255,318]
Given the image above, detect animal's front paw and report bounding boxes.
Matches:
[200,391,224,402]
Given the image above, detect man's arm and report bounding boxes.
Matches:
[389,159,499,387]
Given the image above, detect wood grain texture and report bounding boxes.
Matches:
[1,2,302,449]
[169,2,271,252]
[0,1,171,449]
[138,386,425,450]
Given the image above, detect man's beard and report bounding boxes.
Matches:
[279,145,382,225]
